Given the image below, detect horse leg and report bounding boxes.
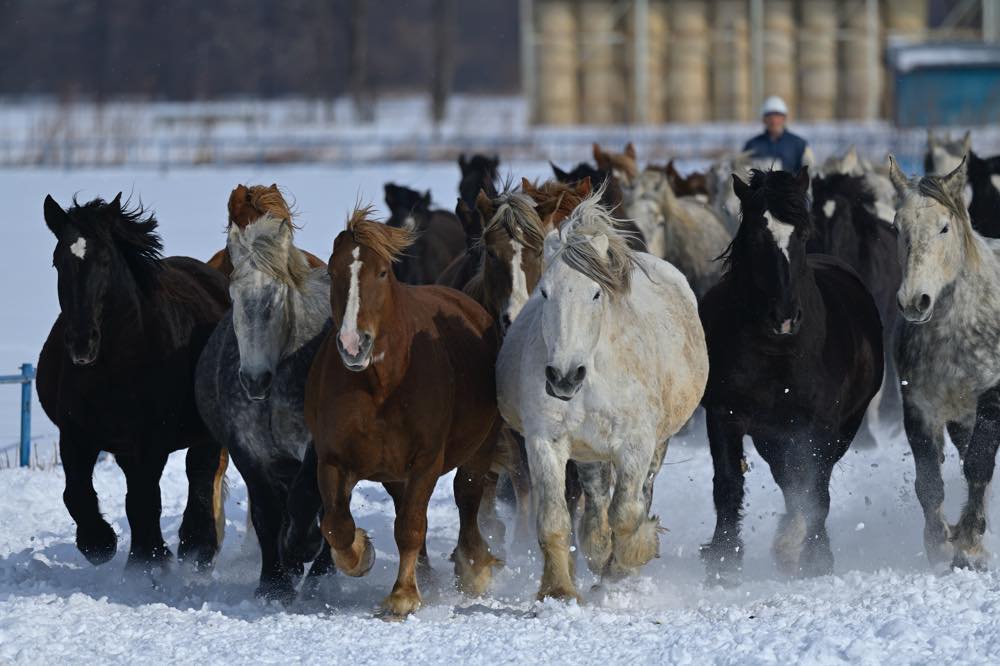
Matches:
[280,444,325,570]
[947,420,973,461]
[453,444,503,597]
[952,387,1000,570]
[507,430,535,549]
[318,464,371,577]
[383,466,440,616]
[606,443,660,578]
[177,438,227,570]
[701,411,746,582]
[383,480,433,585]
[116,450,171,570]
[765,442,811,577]
[577,462,613,575]
[799,464,834,577]
[60,436,116,565]
[475,471,506,551]
[526,436,578,601]
[903,399,951,565]
[244,466,299,603]
[641,438,669,515]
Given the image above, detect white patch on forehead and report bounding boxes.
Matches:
[505,239,529,323]
[69,236,87,260]
[763,210,795,261]
[341,246,362,337]
[991,174,1000,193]
[822,200,836,219]
[402,215,416,231]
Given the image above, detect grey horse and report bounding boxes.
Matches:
[195,215,333,602]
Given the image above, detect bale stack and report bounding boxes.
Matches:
[579,0,623,124]
[840,0,882,119]
[645,0,670,123]
[668,0,710,122]
[884,0,928,40]
[536,0,578,125]
[798,1,838,120]
[712,0,751,121]
[763,0,796,114]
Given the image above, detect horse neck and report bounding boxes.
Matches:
[104,265,153,347]
[941,233,1000,325]
[284,268,332,357]
[367,279,415,392]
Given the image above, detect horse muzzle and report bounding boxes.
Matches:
[66,330,100,366]
[898,293,933,324]
[239,369,273,401]
[336,330,374,372]
[770,309,802,337]
[544,364,586,402]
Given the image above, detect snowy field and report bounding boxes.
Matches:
[2,164,1000,663]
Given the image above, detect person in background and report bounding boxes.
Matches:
[743,95,813,173]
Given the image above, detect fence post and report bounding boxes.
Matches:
[19,363,33,467]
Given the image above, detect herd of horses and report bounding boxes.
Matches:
[33,131,1000,617]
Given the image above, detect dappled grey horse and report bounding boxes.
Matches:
[195,215,332,602]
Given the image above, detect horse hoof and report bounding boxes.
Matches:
[382,588,422,617]
[924,522,954,566]
[77,521,118,566]
[333,528,375,577]
[255,581,297,605]
[536,582,582,603]
[454,549,501,596]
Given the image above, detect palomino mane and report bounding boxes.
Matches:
[345,205,416,264]
[721,169,811,275]
[549,192,639,298]
[228,184,296,229]
[478,186,546,251]
[70,195,163,292]
[228,214,312,288]
[914,173,982,266]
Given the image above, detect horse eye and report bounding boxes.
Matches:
[593,291,601,300]
[540,288,548,299]
[940,224,949,234]
[378,269,388,278]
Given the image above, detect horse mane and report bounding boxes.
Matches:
[70,195,163,292]
[551,192,639,298]
[522,178,590,226]
[228,184,296,229]
[346,205,416,263]
[915,173,981,265]
[721,170,811,275]
[479,185,546,251]
[228,215,311,287]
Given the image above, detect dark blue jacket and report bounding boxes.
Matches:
[743,130,808,173]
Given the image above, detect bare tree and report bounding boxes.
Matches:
[349,0,373,122]
[431,0,456,125]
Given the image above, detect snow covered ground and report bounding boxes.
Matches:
[3,163,1000,663]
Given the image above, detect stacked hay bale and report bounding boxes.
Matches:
[763,0,796,114]
[712,0,751,121]
[884,0,928,40]
[645,0,670,123]
[799,1,838,120]
[579,0,623,124]
[668,0,710,122]
[840,0,881,119]
[536,0,578,125]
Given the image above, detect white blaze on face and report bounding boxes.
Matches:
[763,210,795,261]
[822,200,836,219]
[402,215,416,231]
[504,239,529,324]
[338,246,363,356]
[991,174,1000,193]
[69,236,87,260]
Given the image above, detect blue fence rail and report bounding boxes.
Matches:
[0,364,34,467]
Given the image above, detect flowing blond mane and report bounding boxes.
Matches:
[228,215,311,287]
[345,205,416,263]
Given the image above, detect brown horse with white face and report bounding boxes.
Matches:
[207,184,325,276]
[304,207,501,617]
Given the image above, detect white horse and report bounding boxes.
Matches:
[496,193,708,600]
[889,154,1000,569]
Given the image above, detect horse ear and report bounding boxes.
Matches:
[110,192,123,213]
[842,145,859,174]
[624,142,637,160]
[43,194,69,237]
[475,189,494,223]
[942,154,968,203]
[962,130,972,153]
[577,176,592,196]
[589,232,609,257]
[732,174,750,201]
[269,183,279,193]
[795,166,810,192]
[458,153,467,170]
[888,155,909,196]
[592,143,603,164]
[520,177,534,195]
[383,184,397,208]
[422,190,432,209]
[455,198,482,241]
[551,161,569,181]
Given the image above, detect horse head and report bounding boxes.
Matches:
[384,183,431,232]
[329,207,414,371]
[44,192,161,366]
[727,168,812,337]
[890,154,977,324]
[458,153,500,206]
[537,194,635,401]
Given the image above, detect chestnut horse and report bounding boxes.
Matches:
[301,208,501,616]
[207,184,325,276]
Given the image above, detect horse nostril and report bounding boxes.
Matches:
[501,313,512,329]
[574,366,586,383]
[918,294,931,312]
[259,371,273,389]
[545,366,559,384]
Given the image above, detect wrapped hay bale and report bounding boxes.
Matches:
[668,0,710,122]
[764,0,796,113]
[712,0,751,121]
[537,0,579,125]
[840,0,882,119]
[579,0,624,124]
[799,0,838,121]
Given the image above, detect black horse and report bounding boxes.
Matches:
[550,161,648,253]
[458,153,499,206]
[699,169,884,582]
[968,151,1000,238]
[37,194,230,571]
[383,183,466,285]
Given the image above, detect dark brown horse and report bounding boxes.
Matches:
[302,208,501,616]
[37,194,230,571]
[655,160,710,199]
[207,184,325,276]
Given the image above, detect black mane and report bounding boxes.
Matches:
[67,196,163,291]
